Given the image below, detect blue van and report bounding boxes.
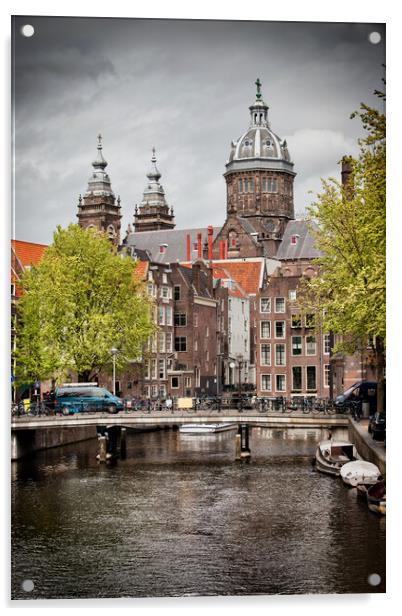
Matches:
[54,384,124,415]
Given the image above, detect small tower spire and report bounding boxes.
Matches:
[133,149,175,232]
[77,135,122,246]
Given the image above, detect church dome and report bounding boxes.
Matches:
[225,79,295,176]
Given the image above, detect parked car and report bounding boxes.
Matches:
[54,383,123,415]
[335,381,378,414]
[368,411,386,441]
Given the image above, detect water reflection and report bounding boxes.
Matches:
[11,427,385,599]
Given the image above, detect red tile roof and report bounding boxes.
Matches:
[133,260,149,281]
[180,259,264,296]
[11,240,48,297]
[11,239,48,269]
[211,260,264,295]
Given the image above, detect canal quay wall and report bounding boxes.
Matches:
[11,424,171,460]
[348,418,386,476]
[11,425,98,460]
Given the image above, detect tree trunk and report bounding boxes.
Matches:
[375,338,386,414]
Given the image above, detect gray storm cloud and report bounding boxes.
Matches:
[12,16,385,244]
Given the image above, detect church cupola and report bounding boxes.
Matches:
[213,80,297,260]
[133,148,175,232]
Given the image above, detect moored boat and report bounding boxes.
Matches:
[340,460,381,487]
[367,480,386,515]
[315,440,360,476]
[179,423,237,434]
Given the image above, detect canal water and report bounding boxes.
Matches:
[11,427,385,599]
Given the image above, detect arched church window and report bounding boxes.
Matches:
[107,224,115,238]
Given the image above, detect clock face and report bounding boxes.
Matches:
[265,220,275,232]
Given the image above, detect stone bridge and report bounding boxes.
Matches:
[11,410,349,460]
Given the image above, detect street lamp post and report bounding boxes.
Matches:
[111,347,118,395]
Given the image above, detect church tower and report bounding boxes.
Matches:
[77,134,122,246]
[133,148,175,232]
[213,79,296,258]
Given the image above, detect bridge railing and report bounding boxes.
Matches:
[12,396,354,418]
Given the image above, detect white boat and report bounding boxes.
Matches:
[340,460,381,487]
[179,423,237,434]
[315,439,361,476]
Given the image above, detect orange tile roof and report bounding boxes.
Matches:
[11,239,48,268]
[180,260,263,296]
[133,259,149,281]
[211,260,263,295]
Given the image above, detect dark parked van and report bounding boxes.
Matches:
[335,381,378,414]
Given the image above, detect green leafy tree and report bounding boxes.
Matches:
[298,89,385,408]
[15,224,154,384]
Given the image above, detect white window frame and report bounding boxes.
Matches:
[275,374,286,393]
[323,334,331,355]
[274,320,286,339]
[305,335,317,356]
[151,385,158,398]
[292,366,302,392]
[306,366,317,391]
[151,358,157,379]
[260,343,271,366]
[291,314,302,328]
[158,332,165,353]
[275,297,286,313]
[288,289,297,301]
[171,376,180,389]
[158,305,165,325]
[166,332,173,353]
[144,360,150,380]
[324,364,330,388]
[291,335,302,356]
[166,305,172,326]
[260,374,272,392]
[260,321,271,339]
[274,343,286,367]
[260,297,271,314]
[158,358,166,380]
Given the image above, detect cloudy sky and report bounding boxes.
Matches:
[12,17,385,244]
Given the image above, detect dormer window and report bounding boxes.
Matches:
[265,140,271,147]
[291,234,300,246]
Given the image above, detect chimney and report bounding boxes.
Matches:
[207,225,213,261]
[197,232,202,259]
[193,261,201,293]
[186,233,191,262]
[341,156,354,199]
